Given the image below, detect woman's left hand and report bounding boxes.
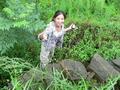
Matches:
[69,23,77,30]
[65,23,78,32]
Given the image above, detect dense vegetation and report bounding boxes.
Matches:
[0,0,120,90]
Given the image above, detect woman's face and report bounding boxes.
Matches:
[54,14,64,27]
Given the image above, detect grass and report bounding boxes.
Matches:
[0,0,120,90]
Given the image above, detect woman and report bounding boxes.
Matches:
[38,10,76,69]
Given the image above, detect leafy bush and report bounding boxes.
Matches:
[0,56,33,89]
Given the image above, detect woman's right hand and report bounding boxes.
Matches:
[42,33,48,40]
[38,33,48,41]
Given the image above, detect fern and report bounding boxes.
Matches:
[0,0,45,31]
[0,28,37,55]
[0,0,45,54]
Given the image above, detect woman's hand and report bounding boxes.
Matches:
[65,23,78,32]
[42,33,48,40]
[38,32,48,41]
[69,23,76,29]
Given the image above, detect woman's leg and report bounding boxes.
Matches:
[40,44,50,68]
[49,47,55,63]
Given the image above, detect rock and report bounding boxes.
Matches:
[87,72,95,80]
[60,59,88,80]
[19,68,45,90]
[111,59,120,72]
[88,53,120,82]
[20,68,43,84]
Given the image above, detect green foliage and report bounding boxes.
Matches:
[0,0,120,89]
[54,20,120,61]
[1,0,45,31]
[98,41,120,60]
[69,40,96,61]
[98,75,120,90]
[0,0,44,55]
[39,0,120,22]
[0,30,17,54]
[2,68,119,90]
[0,0,119,62]
[0,29,38,55]
[0,56,33,89]
[37,0,120,61]
[0,0,5,11]
[0,56,32,75]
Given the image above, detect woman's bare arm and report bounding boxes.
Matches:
[64,23,77,32]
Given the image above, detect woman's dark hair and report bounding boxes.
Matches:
[52,10,66,21]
